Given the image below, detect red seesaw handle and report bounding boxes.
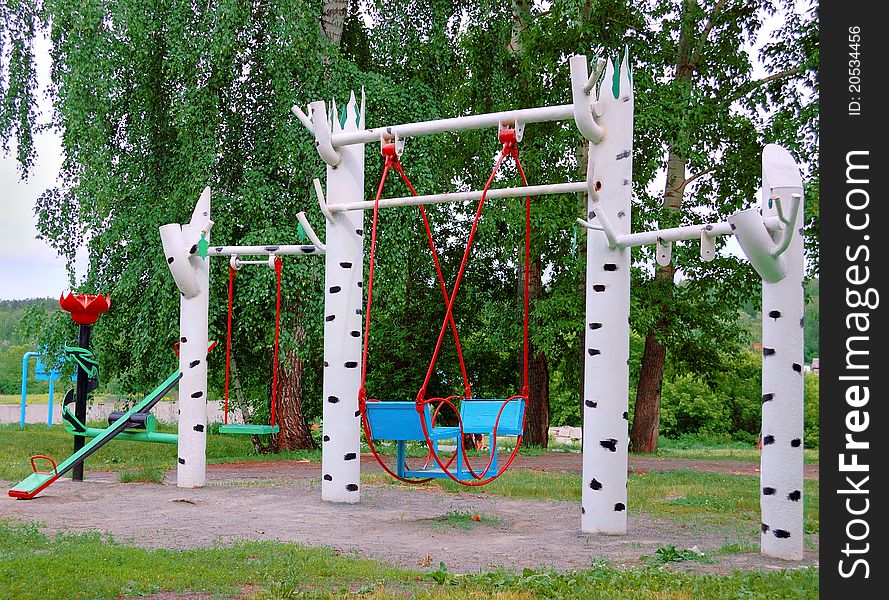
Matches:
[30,455,58,477]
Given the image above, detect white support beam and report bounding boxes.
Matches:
[758,144,805,561]
[582,53,633,535]
[329,182,587,213]
[207,245,322,256]
[327,104,574,149]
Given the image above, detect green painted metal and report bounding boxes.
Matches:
[198,232,209,259]
[218,423,280,435]
[63,346,99,379]
[63,408,177,444]
[9,370,182,498]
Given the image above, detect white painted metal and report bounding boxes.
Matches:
[160,187,212,488]
[319,91,365,503]
[208,244,321,256]
[577,215,782,248]
[758,144,805,560]
[582,53,633,535]
[569,55,605,144]
[329,182,587,213]
[325,104,574,148]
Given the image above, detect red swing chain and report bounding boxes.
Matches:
[414,127,530,486]
[223,256,284,428]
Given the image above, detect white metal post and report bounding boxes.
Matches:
[581,53,634,534]
[160,187,212,488]
[759,144,805,560]
[319,93,366,503]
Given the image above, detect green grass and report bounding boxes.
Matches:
[430,510,502,531]
[118,466,167,483]
[0,423,320,482]
[0,520,818,599]
[656,436,819,464]
[2,392,180,405]
[363,469,820,536]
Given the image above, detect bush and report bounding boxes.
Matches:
[804,371,819,447]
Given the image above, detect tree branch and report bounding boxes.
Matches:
[728,66,803,102]
[689,0,727,69]
[677,166,717,192]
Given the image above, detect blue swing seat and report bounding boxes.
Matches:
[364,398,525,480]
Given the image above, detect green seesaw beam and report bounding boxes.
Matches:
[8,370,182,499]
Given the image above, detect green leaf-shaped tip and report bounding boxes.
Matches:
[197,232,209,260]
[297,222,307,242]
[612,47,632,99]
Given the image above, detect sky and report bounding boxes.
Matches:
[1,13,784,302]
[0,32,85,301]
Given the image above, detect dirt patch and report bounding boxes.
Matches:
[1,471,817,575]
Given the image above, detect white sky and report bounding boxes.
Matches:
[0,11,789,301]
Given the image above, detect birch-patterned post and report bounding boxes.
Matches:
[581,52,633,534]
[759,144,805,559]
[159,187,212,488]
[319,92,365,503]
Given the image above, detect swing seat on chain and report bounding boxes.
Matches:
[363,398,525,480]
[218,422,280,435]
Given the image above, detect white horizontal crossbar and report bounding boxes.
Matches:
[330,104,575,148]
[208,244,324,256]
[330,181,586,213]
[616,216,781,248]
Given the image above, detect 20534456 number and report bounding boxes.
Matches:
[848,26,861,115]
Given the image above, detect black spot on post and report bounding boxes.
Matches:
[323,474,333,481]
[730,223,736,231]
[191,391,203,398]
[800,317,805,328]
[167,257,175,264]
[264,246,280,252]
[593,284,606,292]
[357,281,363,288]
[762,348,775,357]
[604,263,617,271]
[180,336,187,343]
[323,361,329,367]
[588,348,601,356]
[344,452,357,460]
[345,361,358,368]
[189,244,198,255]
[761,523,770,533]
[585,400,597,408]
[350,331,360,337]
[622,411,629,420]
[355,410,361,417]
[589,479,602,490]
[323,435,330,442]
[328,396,340,404]
[581,507,585,514]
[330,286,342,293]
[325,315,336,322]
[193,424,204,432]
[178,458,186,465]
[762,393,774,403]
[763,487,776,495]
[346,484,359,492]
[340,261,353,268]
[614,503,626,511]
[616,150,630,160]
[791,438,801,447]
[792,363,802,372]
[589,322,602,330]
[356,229,363,236]
[768,310,781,319]
[787,490,801,501]
[774,529,791,539]
[763,435,775,445]
[189,360,200,368]
[599,439,618,452]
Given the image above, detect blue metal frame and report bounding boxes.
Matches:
[364,398,525,480]
[20,351,67,428]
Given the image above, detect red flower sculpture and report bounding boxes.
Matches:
[59,292,111,325]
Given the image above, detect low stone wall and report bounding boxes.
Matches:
[1,401,241,426]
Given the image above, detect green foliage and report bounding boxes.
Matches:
[2,1,819,442]
[803,371,819,447]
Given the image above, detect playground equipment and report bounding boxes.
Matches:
[292,51,804,561]
[20,351,65,427]
[219,255,284,435]
[159,187,326,487]
[9,370,183,499]
[357,130,529,485]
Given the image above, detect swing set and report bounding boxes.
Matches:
[220,254,284,435]
[359,125,529,486]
